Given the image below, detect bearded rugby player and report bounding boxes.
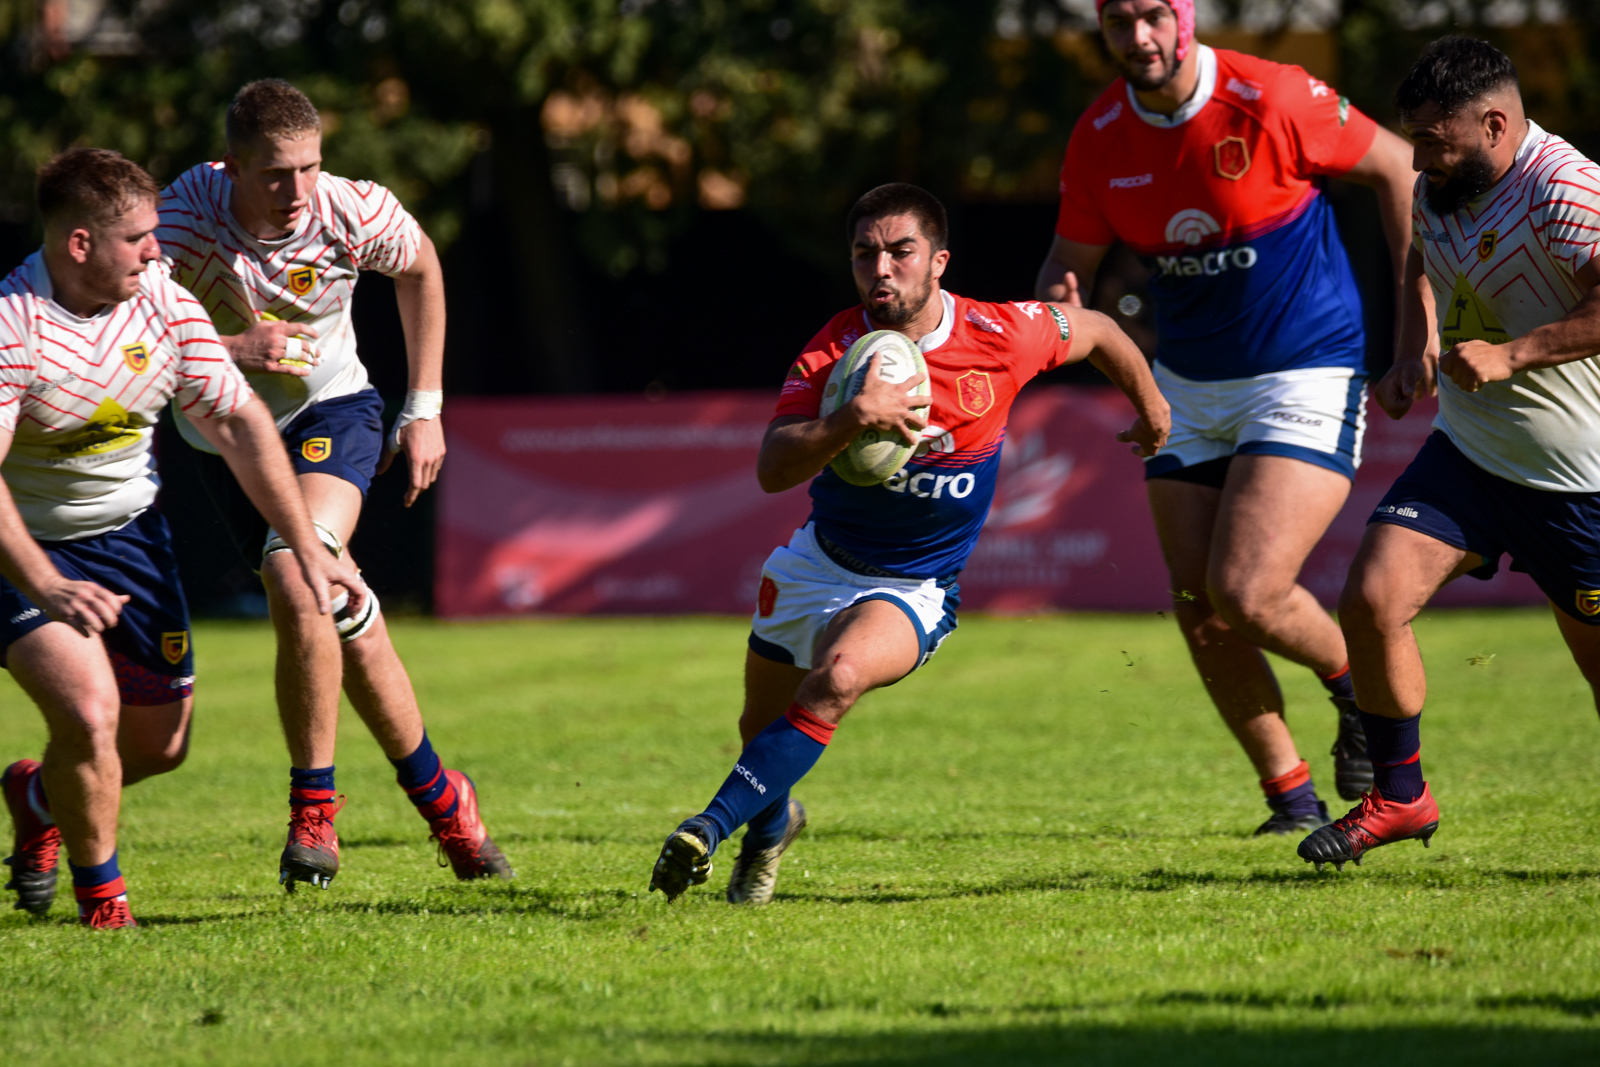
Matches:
[0,149,364,927]
[1037,0,1417,834]
[1301,38,1600,869]
[648,183,1171,904]
[156,80,510,890]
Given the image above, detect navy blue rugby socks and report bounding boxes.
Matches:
[1319,663,1357,703]
[390,732,461,822]
[1358,710,1424,803]
[699,703,834,854]
[1261,759,1324,821]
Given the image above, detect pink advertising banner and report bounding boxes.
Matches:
[435,389,1542,618]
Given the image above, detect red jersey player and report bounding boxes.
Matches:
[1037,0,1416,835]
[648,184,1170,904]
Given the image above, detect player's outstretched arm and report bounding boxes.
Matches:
[1440,260,1600,393]
[1338,127,1416,332]
[1054,304,1170,457]
[756,353,928,493]
[0,429,127,636]
[193,398,367,616]
[1374,246,1439,419]
[378,231,447,507]
[1034,236,1110,308]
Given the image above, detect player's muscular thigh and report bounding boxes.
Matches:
[796,600,921,723]
[1209,456,1349,617]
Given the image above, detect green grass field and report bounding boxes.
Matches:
[1,610,1598,1065]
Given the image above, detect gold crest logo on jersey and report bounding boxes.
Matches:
[956,370,995,417]
[1213,136,1251,181]
[1441,274,1510,348]
[1477,230,1498,262]
[301,437,332,462]
[53,397,141,457]
[162,631,189,665]
[1579,591,1600,617]
[288,266,316,295]
[121,343,150,375]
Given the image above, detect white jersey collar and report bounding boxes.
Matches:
[859,288,954,353]
[1127,45,1216,130]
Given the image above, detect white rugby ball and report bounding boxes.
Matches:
[819,330,932,486]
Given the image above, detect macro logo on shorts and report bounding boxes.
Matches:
[1477,229,1499,262]
[287,266,317,296]
[300,437,332,462]
[120,342,150,375]
[1213,136,1251,181]
[757,576,778,618]
[956,370,995,416]
[162,631,189,665]
[1578,590,1600,617]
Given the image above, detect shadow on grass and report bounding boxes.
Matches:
[327,884,637,922]
[625,1020,1600,1066]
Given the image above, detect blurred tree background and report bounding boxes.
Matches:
[0,0,1591,611]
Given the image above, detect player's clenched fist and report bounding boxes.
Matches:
[843,352,929,447]
[1439,339,1516,394]
[1117,406,1171,458]
[35,575,130,637]
[1373,356,1438,420]
[224,320,320,377]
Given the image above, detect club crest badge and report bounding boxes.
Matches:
[300,437,332,462]
[162,631,189,665]
[1578,590,1600,617]
[957,370,994,417]
[1213,136,1251,181]
[288,266,317,296]
[758,576,778,618]
[121,343,150,375]
[1477,230,1498,262]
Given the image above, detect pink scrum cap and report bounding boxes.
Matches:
[1096,0,1196,62]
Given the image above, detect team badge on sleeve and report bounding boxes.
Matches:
[121,343,150,375]
[956,371,994,416]
[288,266,317,295]
[300,437,332,462]
[162,631,190,665]
[1578,590,1600,617]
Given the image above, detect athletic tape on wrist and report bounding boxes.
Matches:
[389,389,443,453]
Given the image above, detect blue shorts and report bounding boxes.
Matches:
[0,509,195,704]
[1370,431,1600,624]
[197,388,384,567]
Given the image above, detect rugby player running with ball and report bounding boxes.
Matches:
[1302,38,1600,869]
[0,149,364,927]
[156,80,510,890]
[649,183,1170,904]
[1037,0,1417,834]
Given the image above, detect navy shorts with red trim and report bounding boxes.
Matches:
[1370,430,1600,625]
[0,508,196,704]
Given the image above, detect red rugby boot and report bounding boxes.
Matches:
[430,771,513,880]
[3,759,61,915]
[279,796,345,891]
[80,894,138,930]
[1297,785,1440,872]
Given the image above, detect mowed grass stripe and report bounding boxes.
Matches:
[0,611,1596,1065]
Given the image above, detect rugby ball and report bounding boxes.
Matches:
[820,330,932,486]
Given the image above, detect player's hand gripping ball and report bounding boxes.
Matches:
[820,330,932,486]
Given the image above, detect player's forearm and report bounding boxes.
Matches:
[0,466,66,603]
[1396,248,1437,367]
[395,236,446,392]
[1505,289,1600,371]
[756,415,860,493]
[1034,256,1074,303]
[201,401,325,555]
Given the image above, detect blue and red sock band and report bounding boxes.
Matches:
[289,765,336,810]
[1260,759,1323,820]
[1319,663,1356,703]
[390,733,460,822]
[702,703,833,853]
[1358,709,1424,803]
[70,852,126,910]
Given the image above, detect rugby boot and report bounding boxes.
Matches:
[429,770,514,880]
[3,759,60,916]
[726,799,808,905]
[1298,785,1439,872]
[1330,697,1375,801]
[279,795,345,891]
[1253,799,1329,837]
[79,895,137,930]
[649,816,716,902]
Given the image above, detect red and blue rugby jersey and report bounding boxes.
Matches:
[776,291,1073,579]
[1056,46,1378,381]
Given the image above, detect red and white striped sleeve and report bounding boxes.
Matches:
[160,279,252,420]
[1532,152,1600,278]
[0,293,35,436]
[156,164,219,290]
[327,176,422,277]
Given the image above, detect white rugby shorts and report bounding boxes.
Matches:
[748,524,959,675]
[1144,363,1367,480]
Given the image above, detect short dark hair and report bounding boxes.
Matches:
[846,183,949,251]
[1395,35,1519,119]
[36,147,159,230]
[226,79,321,156]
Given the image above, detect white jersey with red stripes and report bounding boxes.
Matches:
[0,254,252,540]
[156,162,421,451]
[1417,122,1600,492]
